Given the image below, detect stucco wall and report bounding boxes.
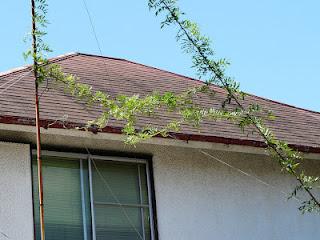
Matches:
[0,128,319,240]
[152,147,320,240]
[0,142,34,240]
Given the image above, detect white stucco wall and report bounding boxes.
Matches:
[0,142,34,240]
[0,127,319,240]
[152,148,320,240]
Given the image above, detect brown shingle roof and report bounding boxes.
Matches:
[0,52,319,153]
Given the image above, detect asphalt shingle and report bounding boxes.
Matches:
[0,52,319,153]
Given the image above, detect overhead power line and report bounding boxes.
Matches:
[81,0,110,85]
[0,69,33,95]
[82,0,104,56]
[199,149,300,202]
[166,133,299,202]
[80,4,143,237]
[85,147,144,240]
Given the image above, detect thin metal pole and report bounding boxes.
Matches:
[31,0,45,239]
[80,159,88,240]
[138,165,146,240]
[88,157,97,240]
[145,162,155,240]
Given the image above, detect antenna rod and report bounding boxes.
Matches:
[31,0,46,239]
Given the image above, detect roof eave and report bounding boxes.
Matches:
[1,115,319,154]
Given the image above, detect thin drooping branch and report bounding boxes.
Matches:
[157,0,320,209]
[26,0,319,214]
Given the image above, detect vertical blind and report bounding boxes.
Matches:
[32,155,152,240]
[92,160,151,240]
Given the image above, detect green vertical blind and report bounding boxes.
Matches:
[33,157,90,240]
[92,160,151,240]
[32,154,152,240]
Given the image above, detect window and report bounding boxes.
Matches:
[32,151,155,240]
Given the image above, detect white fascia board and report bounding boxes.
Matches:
[0,123,319,160]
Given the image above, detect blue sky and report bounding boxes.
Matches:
[1,0,319,111]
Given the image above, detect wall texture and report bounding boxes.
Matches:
[0,142,34,240]
[152,147,320,240]
[0,130,319,240]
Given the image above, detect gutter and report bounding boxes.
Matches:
[0,115,319,154]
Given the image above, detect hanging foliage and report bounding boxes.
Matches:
[25,0,320,213]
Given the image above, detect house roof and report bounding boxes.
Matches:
[0,52,319,153]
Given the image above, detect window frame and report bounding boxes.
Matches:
[31,150,156,240]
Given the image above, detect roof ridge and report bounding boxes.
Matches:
[74,52,128,62]
[75,52,201,82]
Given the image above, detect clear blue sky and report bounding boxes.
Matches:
[1,0,319,111]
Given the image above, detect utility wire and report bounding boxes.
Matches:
[79,0,301,210]
[199,149,300,202]
[82,0,103,55]
[91,159,144,240]
[81,0,110,80]
[167,133,299,202]
[81,0,298,226]
[0,69,33,95]
[85,139,299,240]
[81,3,143,236]
[85,147,144,240]
[0,76,19,89]
[0,231,9,239]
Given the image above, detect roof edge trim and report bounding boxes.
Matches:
[0,115,319,154]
